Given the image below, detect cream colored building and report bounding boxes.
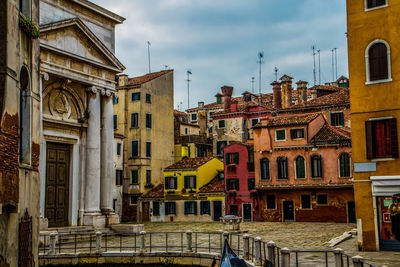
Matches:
[115,71,174,222]
[113,133,125,217]
[0,0,41,266]
[39,0,125,227]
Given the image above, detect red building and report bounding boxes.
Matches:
[224,143,262,221]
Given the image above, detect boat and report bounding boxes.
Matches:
[218,239,248,267]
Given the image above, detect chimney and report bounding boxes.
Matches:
[118,74,128,87]
[271,81,282,109]
[221,86,234,111]
[198,101,204,108]
[231,99,238,112]
[280,74,293,108]
[296,80,308,103]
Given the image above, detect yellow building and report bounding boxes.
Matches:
[347,0,400,251]
[114,70,174,222]
[162,157,224,222]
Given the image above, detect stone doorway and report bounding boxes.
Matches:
[45,142,71,227]
[213,200,222,221]
[243,203,252,221]
[142,202,150,222]
[283,200,294,222]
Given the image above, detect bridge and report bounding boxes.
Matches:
[39,231,376,267]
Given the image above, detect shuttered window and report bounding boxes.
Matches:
[131,141,139,157]
[131,170,138,184]
[184,201,197,215]
[165,176,177,190]
[295,156,306,179]
[113,115,118,130]
[267,195,276,209]
[290,128,305,139]
[226,153,239,164]
[339,153,351,177]
[165,202,176,215]
[184,175,196,189]
[153,202,160,216]
[248,178,255,191]
[330,112,344,127]
[311,155,322,178]
[131,113,139,128]
[277,157,288,179]
[146,170,151,185]
[260,158,270,180]
[115,170,123,186]
[200,201,210,215]
[131,92,140,101]
[367,0,386,9]
[227,179,239,190]
[301,195,311,209]
[146,142,151,157]
[366,119,399,159]
[369,42,388,81]
[146,114,152,128]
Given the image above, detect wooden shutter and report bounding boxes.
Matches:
[330,113,335,126]
[193,176,197,188]
[184,176,188,188]
[365,121,374,159]
[290,129,295,139]
[390,118,399,158]
[234,153,239,164]
[184,202,188,215]
[174,177,177,189]
[165,177,169,189]
[193,202,197,215]
[369,43,388,81]
[340,113,344,126]
[260,159,265,179]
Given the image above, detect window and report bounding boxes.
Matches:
[146,141,151,157]
[216,141,227,155]
[217,96,222,104]
[301,195,311,209]
[165,202,176,215]
[113,115,118,130]
[277,157,288,179]
[330,112,344,127]
[146,114,152,128]
[184,175,196,189]
[290,128,305,139]
[227,179,239,190]
[311,155,322,178]
[317,194,328,205]
[131,113,139,128]
[260,158,270,180]
[276,130,286,141]
[226,153,239,165]
[244,95,251,102]
[116,143,122,156]
[131,170,138,184]
[146,170,151,185]
[251,118,259,127]
[229,205,238,216]
[131,92,140,101]
[113,96,118,104]
[191,113,197,122]
[153,202,160,216]
[165,176,177,190]
[184,201,197,215]
[131,140,139,157]
[248,178,255,191]
[366,118,399,159]
[266,195,276,209]
[185,128,188,135]
[218,120,226,128]
[19,0,31,18]
[366,0,386,9]
[200,201,210,215]
[115,170,123,186]
[145,93,151,103]
[295,156,306,179]
[339,153,351,177]
[130,195,138,205]
[366,41,390,82]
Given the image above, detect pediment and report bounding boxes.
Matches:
[40,18,125,72]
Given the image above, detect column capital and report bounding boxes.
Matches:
[86,86,98,94]
[40,72,49,81]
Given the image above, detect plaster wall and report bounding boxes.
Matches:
[113,136,124,217]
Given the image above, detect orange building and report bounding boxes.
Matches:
[347,0,400,251]
[253,113,355,222]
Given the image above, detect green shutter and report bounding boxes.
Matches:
[290,129,295,139]
[193,176,197,188]
[184,202,188,215]
[165,177,169,189]
[194,202,197,215]
[234,153,239,164]
[184,176,188,188]
[174,177,177,189]
[296,157,305,178]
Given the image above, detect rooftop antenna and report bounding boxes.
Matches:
[274,67,279,81]
[251,77,255,93]
[334,48,338,80]
[331,49,335,82]
[312,46,316,86]
[257,52,264,120]
[317,49,321,85]
[186,70,192,157]
[147,41,151,73]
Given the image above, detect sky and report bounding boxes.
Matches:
[91,0,348,110]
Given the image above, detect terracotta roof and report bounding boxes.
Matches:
[114,132,125,138]
[164,157,215,170]
[198,176,225,193]
[309,85,341,91]
[286,88,349,110]
[174,109,187,116]
[141,184,164,199]
[126,70,172,86]
[257,113,320,127]
[311,123,351,144]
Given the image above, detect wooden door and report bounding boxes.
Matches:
[283,200,294,222]
[142,202,150,222]
[243,203,252,221]
[213,201,222,221]
[347,201,356,223]
[45,143,70,227]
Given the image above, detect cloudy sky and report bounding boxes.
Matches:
[91,0,348,110]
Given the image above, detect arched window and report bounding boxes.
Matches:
[295,156,306,179]
[260,158,270,180]
[310,155,322,178]
[277,157,288,179]
[19,66,31,164]
[339,153,351,177]
[366,40,391,83]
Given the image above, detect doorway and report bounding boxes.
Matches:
[243,203,252,221]
[213,201,222,221]
[283,200,294,222]
[45,142,71,227]
[347,201,356,223]
[142,201,150,222]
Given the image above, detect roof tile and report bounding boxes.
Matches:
[259,113,320,127]
[122,70,172,87]
[141,183,164,199]
[198,176,225,193]
[165,157,215,170]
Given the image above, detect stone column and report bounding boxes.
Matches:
[100,91,114,214]
[84,87,102,225]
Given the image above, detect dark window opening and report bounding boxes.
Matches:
[131,140,139,157]
[339,153,351,177]
[317,194,328,205]
[200,201,210,215]
[131,113,139,128]
[115,170,123,186]
[369,42,389,81]
[165,202,176,214]
[116,143,122,156]
[146,170,151,185]
[146,142,151,157]
[366,119,398,159]
[367,0,386,9]
[331,112,344,127]
[153,202,160,216]
[311,155,322,178]
[146,93,151,103]
[131,92,140,101]
[276,130,286,141]
[301,195,311,209]
[146,114,152,128]
[184,201,197,215]
[226,153,239,165]
[248,178,255,191]
[218,120,226,128]
[290,128,305,139]
[113,115,118,130]
[131,170,138,184]
[184,175,197,189]
[165,176,177,190]
[277,157,288,179]
[227,179,239,191]
[295,156,306,179]
[216,141,227,156]
[229,205,238,216]
[260,158,270,180]
[130,195,138,205]
[267,195,276,209]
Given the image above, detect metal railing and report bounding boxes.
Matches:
[39,231,378,267]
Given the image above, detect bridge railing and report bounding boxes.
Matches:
[39,231,378,267]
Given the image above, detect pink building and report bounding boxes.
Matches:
[224,143,262,221]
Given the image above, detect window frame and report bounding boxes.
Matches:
[146,113,152,129]
[115,169,123,186]
[145,93,151,103]
[266,195,276,210]
[131,112,139,128]
[184,201,197,215]
[113,114,118,130]
[131,140,139,158]
[200,201,210,215]
[226,153,239,165]
[295,156,306,179]
[310,155,323,178]
[301,194,312,209]
[216,141,227,156]
[364,0,388,11]
[290,128,305,139]
[317,194,328,205]
[248,178,255,191]
[146,169,151,185]
[260,158,270,180]
[153,201,160,216]
[130,195,138,205]
[131,92,140,101]
[366,117,398,159]
[184,175,197,189]
[330,112,344,127]
[218,120,226,129]
[191,113,197,122]
[165,176,177,190]
[251,118,260,127]
[365,39,392,85]
[131,170,139,185]
[116,142,122,156]
[146,141,151,158]
[227,178,239,191]
[339,153,352,178]
[277,157,289,179]
[275,129,286,141]
[165,202,176,215]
